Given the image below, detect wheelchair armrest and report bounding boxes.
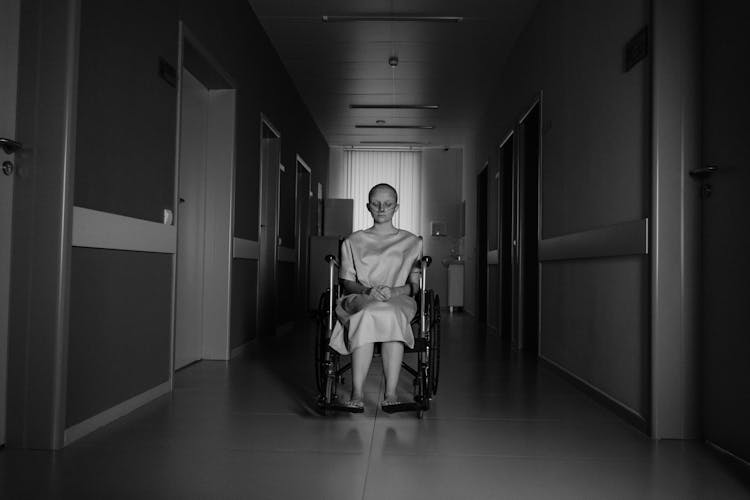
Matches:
[418,257,433,335]
[325,255,341,332]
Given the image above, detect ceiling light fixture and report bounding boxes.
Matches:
[355,124,434,129]
[350,104,439,110]
[360,141,430,145]
[323,15,463,23]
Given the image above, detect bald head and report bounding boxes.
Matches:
[368,183,398,204]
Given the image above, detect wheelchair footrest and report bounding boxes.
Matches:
[319,399,365,414]
[380,401,424,414]
[331,403,364,414]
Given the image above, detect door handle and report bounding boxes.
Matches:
[689,166,719,179]
[0,137,23,155]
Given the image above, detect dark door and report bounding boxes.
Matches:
[295,160,312,314]
[258,123,280,334]
[476,166,488,324]
[487,159,500,332]
[498,137,514,341]
[701,0,750,462]
[517,103,541,353]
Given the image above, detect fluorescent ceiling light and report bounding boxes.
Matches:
[323,15,462,23]
[350,104,439,110]
[360,141,430,145]
[356,124,434,129]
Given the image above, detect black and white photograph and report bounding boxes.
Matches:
[0,0,749,498]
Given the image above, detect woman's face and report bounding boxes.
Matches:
[367,187,398,224]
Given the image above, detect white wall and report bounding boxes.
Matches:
[421,149,463,304]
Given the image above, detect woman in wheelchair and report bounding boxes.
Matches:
[329,183,422,412]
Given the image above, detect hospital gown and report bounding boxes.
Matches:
[329,229,422,355]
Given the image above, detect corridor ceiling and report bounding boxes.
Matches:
[247,0,540,148]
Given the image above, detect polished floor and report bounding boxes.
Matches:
[1,313,749,499]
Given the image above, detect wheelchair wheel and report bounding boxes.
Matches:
[413,343,431,419]
[315,291,330,395]
[429,294,441,396]
[324,355,340,403]
[413,371,428,419]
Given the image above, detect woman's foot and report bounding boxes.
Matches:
[342,398,364,413]
[342,393,364,413]
[381,394,411,413]
[383,394,399,405]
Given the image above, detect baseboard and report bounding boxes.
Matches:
[540,355,649,435]
[707,441,750,468]
[230,342,249,358]
[63,381,171,446]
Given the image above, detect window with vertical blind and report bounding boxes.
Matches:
[329,150,422,233]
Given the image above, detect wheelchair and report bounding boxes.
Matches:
[315,253,441,418]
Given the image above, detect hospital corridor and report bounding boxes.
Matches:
[1,0,749,498]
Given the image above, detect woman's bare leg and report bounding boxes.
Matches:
[381,341,404,402]
[350,343,375,401]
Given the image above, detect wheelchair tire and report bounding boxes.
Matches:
[429,294,441,396]
[315,291,329,395]
[413,373,428,419]
[315,328,327,395]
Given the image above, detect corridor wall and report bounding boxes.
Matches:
[463,0,650,425]
[421,149,463,304]
[67,0,328,436]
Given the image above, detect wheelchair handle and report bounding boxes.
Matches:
[326,255,339,331]
[421,256,432,267]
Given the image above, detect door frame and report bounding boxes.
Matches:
[650,0,701,439]
[257,114,281,334]
[295,154,312,314]
[0,0,21,447]
[475,163,488,324]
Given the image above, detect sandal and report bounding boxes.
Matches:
[341,399,364,413]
